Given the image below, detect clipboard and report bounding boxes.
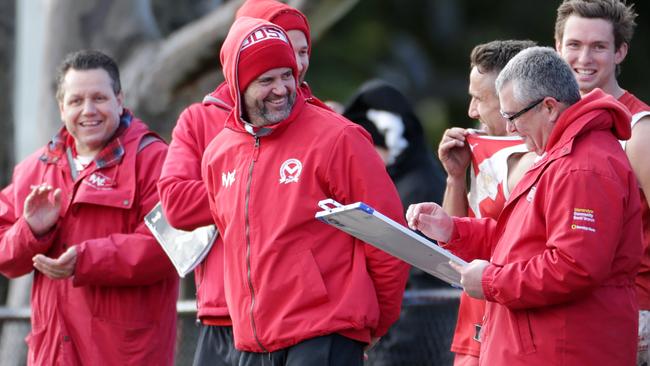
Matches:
[315,199,466,287]
[145,203,218,277]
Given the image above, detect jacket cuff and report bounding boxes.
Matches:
[16,217,56,252]
[482,264,498,302]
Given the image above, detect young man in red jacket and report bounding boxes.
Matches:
[438,40,535,366]
[0,50,178,365]
[201,17,409,365]
[408,47,641,365]
[157,1,330,365]
[554,2,650,362]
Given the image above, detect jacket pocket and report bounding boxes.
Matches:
[91,318,161,366]
[267,249,329,312]
[514,310,536,355]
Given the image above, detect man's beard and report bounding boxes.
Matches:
[254,91,296,126]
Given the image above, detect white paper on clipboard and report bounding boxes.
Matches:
[315,199,466,287]
[145,203,218,278]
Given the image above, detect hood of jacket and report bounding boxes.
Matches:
[236,0,311,55]
[545,88,632,153]
[220,16,304,136]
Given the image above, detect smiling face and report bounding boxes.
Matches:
[287,30,309,84]
[556,15,627,96]
[58,68,123,157]
[468,67,507,136]
[243,67,297,127]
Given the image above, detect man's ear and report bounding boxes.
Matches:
[544,97,562,123]
[116,92,124,115]
[58,101,65,122]
[615,42,629,65]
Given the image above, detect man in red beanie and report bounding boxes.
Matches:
[200,17,409,365]
[157,2,329,366]
[236,0,330,109]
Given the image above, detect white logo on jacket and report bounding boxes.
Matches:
[222,170,236,188]
[83,172,113,190]
[279,159,302,184]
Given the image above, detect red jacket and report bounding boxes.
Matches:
[446,90,641,365]
[201,17,409,353]
[0,116,178,366]
[158,83,232,323]
[619,91,650,310]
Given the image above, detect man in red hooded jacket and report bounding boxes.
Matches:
[157,1,330,365]
[407,47,641,365]
[0,50,178,365]
[201,17,409,365]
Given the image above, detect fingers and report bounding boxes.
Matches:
[57,246,78,265]
[33,247,76,279]
[449,260,463,273]
[25,184,57,209]
[52,188,62,207]
[406,203,434,230]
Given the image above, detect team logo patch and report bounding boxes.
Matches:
[241,26,288,51]
[279,159,302,184]
[571,208,596,232]
[83,172,114,190]
[222,170,236,188]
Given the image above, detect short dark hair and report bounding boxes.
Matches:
[555,0,637,50]
[470,40,537,74]
[55,50,121,101]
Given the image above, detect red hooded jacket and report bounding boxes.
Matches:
[445,89,641,365]
[0,117,178,365]
[158,84,232,324]
[201,17,409,352]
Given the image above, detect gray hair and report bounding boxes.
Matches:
[495,47,580,106]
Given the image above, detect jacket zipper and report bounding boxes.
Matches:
[245,136,268,353]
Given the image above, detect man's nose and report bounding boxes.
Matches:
[82,99,97,114]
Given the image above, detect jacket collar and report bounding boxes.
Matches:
[40,111,133,169]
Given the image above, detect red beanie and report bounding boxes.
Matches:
[238,25,297,91]
[272,11,311,53]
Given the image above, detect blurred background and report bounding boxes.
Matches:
[0,0,648,364]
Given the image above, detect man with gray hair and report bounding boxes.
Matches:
[406,46,642,365]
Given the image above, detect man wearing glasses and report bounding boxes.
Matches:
[438,40,535,366]
[407,47,641,365]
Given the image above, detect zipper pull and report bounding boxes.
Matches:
[253,137,260,162]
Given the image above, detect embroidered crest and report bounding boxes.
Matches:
[279,159,302,184]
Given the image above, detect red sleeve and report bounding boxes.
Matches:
[74,141,177,286]
[326,125,410,337]
[158,106,215,230]
[0,174,57,278]
[443,216,498,262]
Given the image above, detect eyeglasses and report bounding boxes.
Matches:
[500,98,544,123]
